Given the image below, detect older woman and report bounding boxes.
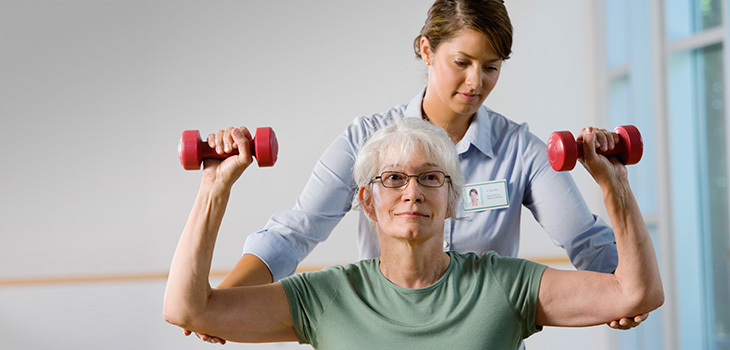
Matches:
[164,119,663,349]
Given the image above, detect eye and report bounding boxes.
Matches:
[418,171,445,187]
[455,60,469,67]
[485,60,503,72]
[386,172,406,181]
[422,173,439,181]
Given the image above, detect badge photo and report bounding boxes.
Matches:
[462,180,509,212]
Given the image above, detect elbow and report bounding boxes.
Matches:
[648,284,665,311]
[644,276,665,312]
[630,281,665,315]
[162,294,202,330]
[163,301,191,329]
[162,307,178,327]
[162,283,213,330]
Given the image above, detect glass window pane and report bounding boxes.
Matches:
[697,0,723,31]
[696,43,730,349]
[668,47,709,349]
[666,0,723,41]
[604,0,628,69]
[669,43,730,349]
[608,76,631,120]
[666,0,694,41]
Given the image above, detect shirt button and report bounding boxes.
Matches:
[443,241,449,248]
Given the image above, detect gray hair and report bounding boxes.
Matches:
[353,118,464,218]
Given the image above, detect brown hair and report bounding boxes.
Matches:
[413,0,513,60]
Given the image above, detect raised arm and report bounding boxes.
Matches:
[182,118,383,343]
[163,127,296,343]
[535,127,664,327]
[218,115,393,290]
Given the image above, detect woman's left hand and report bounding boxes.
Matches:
[576,127,628,188]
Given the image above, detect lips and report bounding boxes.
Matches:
[395,211,429,218]
[457,92,479,102]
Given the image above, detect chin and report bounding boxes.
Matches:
[453,109,479,119]
[450,102,480,116]
[396,226,438,241]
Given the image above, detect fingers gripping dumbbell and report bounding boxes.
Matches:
[546,125,643,172]
[178,127,278,170]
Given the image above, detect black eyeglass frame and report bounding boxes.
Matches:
[370,170,451,188]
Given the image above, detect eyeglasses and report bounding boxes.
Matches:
[371,171,451,188]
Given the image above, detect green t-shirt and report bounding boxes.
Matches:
[281,251,547,350]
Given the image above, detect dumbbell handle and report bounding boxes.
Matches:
[178,127,278,170]
[547,125,643,171]
[573,140,623,159]
[198,135,243,159]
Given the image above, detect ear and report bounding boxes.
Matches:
[420,36,432,65]
[445,204,452,219]
[445,189,457,219]
[358,186,378,222]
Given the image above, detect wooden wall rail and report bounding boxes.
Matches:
[0,256,571,287]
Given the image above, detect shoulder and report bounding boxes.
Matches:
[477,252,548,295]
[342,103,409,146]
[451,251,546,278]
[477,106,549,176]
[482,250,545,271]
[481,106,543,148]
[282,260,378,290]
[317,102,409,168]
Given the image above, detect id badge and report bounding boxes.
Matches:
[463,179,509,212]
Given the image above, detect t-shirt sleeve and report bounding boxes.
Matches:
[487,252,547,338]
[279,266,345,345]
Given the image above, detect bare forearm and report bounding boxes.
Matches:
[602,180,664,311]
[164,182,231,326]
[536,185,663,327]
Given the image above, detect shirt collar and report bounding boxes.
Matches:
[456,106,494,158]
[405,88,495,158]
[404,87,427,119]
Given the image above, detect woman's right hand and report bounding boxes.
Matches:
[202,126,255,188]
[183,329,226,345]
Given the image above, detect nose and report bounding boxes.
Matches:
[465,65,483,91]
[401,179,425,203]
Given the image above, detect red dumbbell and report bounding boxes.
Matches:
[178,127,278,170]
[546,125,643,171]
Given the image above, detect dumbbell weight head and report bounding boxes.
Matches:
[178,127,278,170]
[252,127,278,167]
[546,125,643,171]
[546,130,579,172]
[613,125,643,166]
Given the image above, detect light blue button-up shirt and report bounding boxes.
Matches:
[244,89,618,281]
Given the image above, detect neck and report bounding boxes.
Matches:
[378,237,451,289]
[421,97,473,145]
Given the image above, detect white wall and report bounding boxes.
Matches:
[0,1,611,349]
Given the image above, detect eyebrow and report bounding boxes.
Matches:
[381,162,442,171]
[457,52,502,63]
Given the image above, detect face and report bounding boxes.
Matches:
[421,29,502,119]
[359,149,450,243]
